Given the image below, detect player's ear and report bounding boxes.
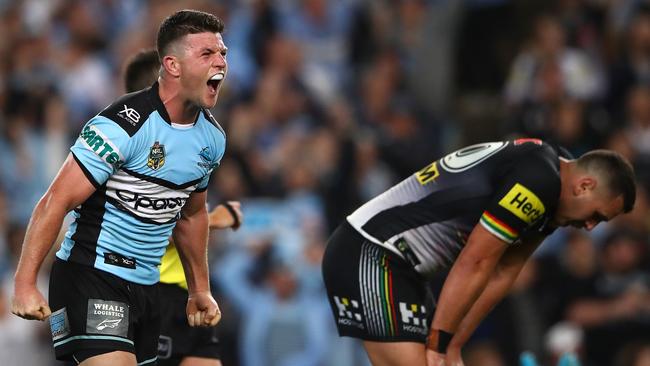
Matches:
[161,55,181,77]
[576,176,597,195]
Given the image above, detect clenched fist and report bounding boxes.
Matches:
[186,291,221,327]
[12,283,51,321]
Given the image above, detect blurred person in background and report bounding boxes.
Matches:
[11,10,228,366]
[607,10,650,118]
[322,139,636,366]
[623,85,650,157]
[505,15,606,141]
[217,241,330,366]
[463,341,506,366]
[615,342,650,366]
[565,229,650,366]
[540,230,600,328]
[275,0,354,104]
[122,47,244,366]
[505,15,605,106]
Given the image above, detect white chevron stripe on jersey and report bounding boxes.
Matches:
[105,169,196,223]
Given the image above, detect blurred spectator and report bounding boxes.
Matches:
[276,0,354,104]
[607,11,650,116]
[0,118,50,227]
[390,0,464,119]
[505,15,605,106]
[565,229,650,366]
[624,85,650,156]
[545,322,585,366]
[464,340,507,366]
[217,244,330,366]
[615,342,650,366]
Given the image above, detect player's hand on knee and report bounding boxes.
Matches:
[186,291,221,327]
[446,347,465,366]
[11,284,51,321]
[426,349,447,366]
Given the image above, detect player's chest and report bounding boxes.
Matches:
[127,132,218,183]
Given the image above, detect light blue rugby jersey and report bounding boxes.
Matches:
[56,82,226,285]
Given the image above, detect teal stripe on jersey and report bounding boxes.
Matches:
[53,335,134,348]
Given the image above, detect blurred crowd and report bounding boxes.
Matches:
[0,0,649,365]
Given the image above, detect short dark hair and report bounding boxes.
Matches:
[156,9,224,59]
[576,150,637,212]
[124,49,160,92]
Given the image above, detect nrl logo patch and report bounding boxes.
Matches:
[147,141,166,170]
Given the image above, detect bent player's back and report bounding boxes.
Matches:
[347,139,567,276]
[57,82,226,285]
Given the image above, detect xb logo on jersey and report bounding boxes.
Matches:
[147,141,166,170]
[117,104,140,125]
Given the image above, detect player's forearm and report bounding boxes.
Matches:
[15,193,69,285]
[431,253,499,333]
[451,266,519,348]
[172,208,210,294]
[452,236,540,348]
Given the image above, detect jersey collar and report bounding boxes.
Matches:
[147,81,173,125]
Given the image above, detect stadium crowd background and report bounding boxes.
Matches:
[0,0,649,365]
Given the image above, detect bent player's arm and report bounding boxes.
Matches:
[172,190,210,294]
[14,154,97,286]
[449,234,544,350]
[430,224,508,338]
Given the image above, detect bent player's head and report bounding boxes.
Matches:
[555,150,636,230]
[124,49,160,93]
[157,9,227,109]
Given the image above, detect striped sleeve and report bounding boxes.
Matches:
[480,211,519,244]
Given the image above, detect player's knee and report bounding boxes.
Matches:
[363,341,426,366]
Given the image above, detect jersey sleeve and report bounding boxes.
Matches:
[480,157,560,244]
[70,116,134,188]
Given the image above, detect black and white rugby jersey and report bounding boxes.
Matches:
[347,139,569,276]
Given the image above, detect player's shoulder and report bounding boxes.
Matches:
[200,108,226,138]
[508,138,567,173]
[97,87,158,137]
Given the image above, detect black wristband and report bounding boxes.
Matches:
[222,202,240,229]
[427,329,454,355]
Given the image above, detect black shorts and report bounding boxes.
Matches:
[157,283,220,365]
[49,258,160,365]
[322,221,435,343]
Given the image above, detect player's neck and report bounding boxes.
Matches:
[553,159,575,226]
[158,77,200,124]
[558,159,574,192]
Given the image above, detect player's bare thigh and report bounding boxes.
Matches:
[363,341,426,366]
[78,351,136,366]
[180,357,222,366]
